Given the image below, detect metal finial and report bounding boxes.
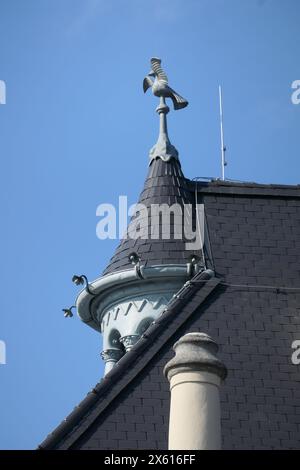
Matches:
[143,58,188,164]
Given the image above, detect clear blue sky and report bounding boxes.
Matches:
[0,0,299,449]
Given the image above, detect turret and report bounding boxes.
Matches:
[75,58,207,375]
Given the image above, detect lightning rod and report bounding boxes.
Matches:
[218,85,227,181]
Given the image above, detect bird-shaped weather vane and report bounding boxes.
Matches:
[143,58,188,164]
[143,57,188,110]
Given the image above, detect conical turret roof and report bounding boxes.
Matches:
[103,59,199,275]
[103,156,196,275]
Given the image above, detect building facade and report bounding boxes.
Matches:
[39,59,300,450]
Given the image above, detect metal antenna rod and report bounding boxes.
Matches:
[218,85,227,181]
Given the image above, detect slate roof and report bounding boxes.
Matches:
[102,157,196,275]
[40,181,300,450]
[103,162,300,277]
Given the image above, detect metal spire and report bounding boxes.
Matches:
[143,58,188,164]
[149,96,179,163]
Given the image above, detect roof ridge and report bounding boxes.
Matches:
[188,180,300,198]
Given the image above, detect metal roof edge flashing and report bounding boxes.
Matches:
[76,264,190,328]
